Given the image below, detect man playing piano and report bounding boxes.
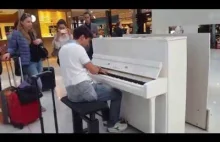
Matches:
[59,25,127,133]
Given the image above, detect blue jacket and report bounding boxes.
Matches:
[7,30,31,65]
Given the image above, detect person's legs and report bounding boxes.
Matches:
[93,83,123,127]
[66,81,126,132]
[27,61,45,112]
[26,62,43,90]
[36,61,43,91]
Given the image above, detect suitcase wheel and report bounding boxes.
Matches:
[11,122,24,129]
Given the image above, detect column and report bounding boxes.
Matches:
[136,9,144,34]
[105,10,112,36]
[211,24,216,49]
[132,9,137,34]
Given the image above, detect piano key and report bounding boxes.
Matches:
[104,73,145,85]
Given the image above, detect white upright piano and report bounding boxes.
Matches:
[91,36,187,133]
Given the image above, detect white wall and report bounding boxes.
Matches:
[152,9,220,34]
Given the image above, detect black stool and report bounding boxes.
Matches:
[61,96,108,133]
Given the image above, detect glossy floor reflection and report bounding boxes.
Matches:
[1,49,220,133]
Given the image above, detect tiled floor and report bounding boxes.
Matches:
[1,49,220,133]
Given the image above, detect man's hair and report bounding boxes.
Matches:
[83,12,91,16]
[73,25,93,40]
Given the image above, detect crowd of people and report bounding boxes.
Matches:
[0,12,128,133]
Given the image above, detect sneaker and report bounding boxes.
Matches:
[107,122,128,133]
[103,119,127,127]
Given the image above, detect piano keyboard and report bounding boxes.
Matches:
[91,73,145,98]
[100,73,145,85]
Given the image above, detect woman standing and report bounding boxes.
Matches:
[52,19,73,66]
[3,13,46,112]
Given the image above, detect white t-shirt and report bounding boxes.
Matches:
[59,41,92,86]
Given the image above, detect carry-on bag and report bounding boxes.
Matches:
[0,60,17,124]
[41,58,56,92]
[6,58,41,129]
[15,57,42,105]
[32,71,59,133]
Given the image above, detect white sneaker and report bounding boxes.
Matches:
[107,122,128,133]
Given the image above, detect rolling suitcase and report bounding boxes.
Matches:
[41,58,56,91]
[7,58,41,129]
[0,59,17,124]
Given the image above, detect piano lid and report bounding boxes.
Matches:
[92,37,179,80]
[93,54,162,80]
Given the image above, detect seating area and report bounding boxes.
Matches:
[61,96,108,133]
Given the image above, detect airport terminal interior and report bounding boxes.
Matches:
[0,9,220,133]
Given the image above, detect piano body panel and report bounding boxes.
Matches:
[92,37,187,133]
[144,77,167,99]
[166,39,187,133]
[120,92,167,133]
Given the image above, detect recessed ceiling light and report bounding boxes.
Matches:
[31,15,36,23]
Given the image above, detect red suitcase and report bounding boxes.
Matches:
[5,58,41,129]
[7,92,40,129]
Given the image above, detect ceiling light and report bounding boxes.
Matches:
[31,15,36,23]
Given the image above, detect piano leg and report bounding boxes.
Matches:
[149,97,156,133]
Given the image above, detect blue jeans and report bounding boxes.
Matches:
[66,81,122,127]
[23,61,43,91]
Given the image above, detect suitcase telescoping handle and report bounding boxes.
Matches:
[32,70,59,134]
[5,59,17,87]
[46,57,50,70]
[17,57,24,82]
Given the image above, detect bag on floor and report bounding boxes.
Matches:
[15,57,42,105]
[41,58,56,91]
[0,60,17,124]
[5,58,41,129]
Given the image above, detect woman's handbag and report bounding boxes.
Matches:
[29,32,48,59]
[37,44,48,59]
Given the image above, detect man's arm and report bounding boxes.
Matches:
[84,62,100,74]
[79,47,107,74]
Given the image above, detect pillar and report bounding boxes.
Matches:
[211,24,216,49]
[132,9,137,34]
[105,10,112,36]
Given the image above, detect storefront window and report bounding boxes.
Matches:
[38,10,66,37]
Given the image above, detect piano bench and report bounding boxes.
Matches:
[61,96,108,133]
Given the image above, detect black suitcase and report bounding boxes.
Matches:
[41,58,56,91]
